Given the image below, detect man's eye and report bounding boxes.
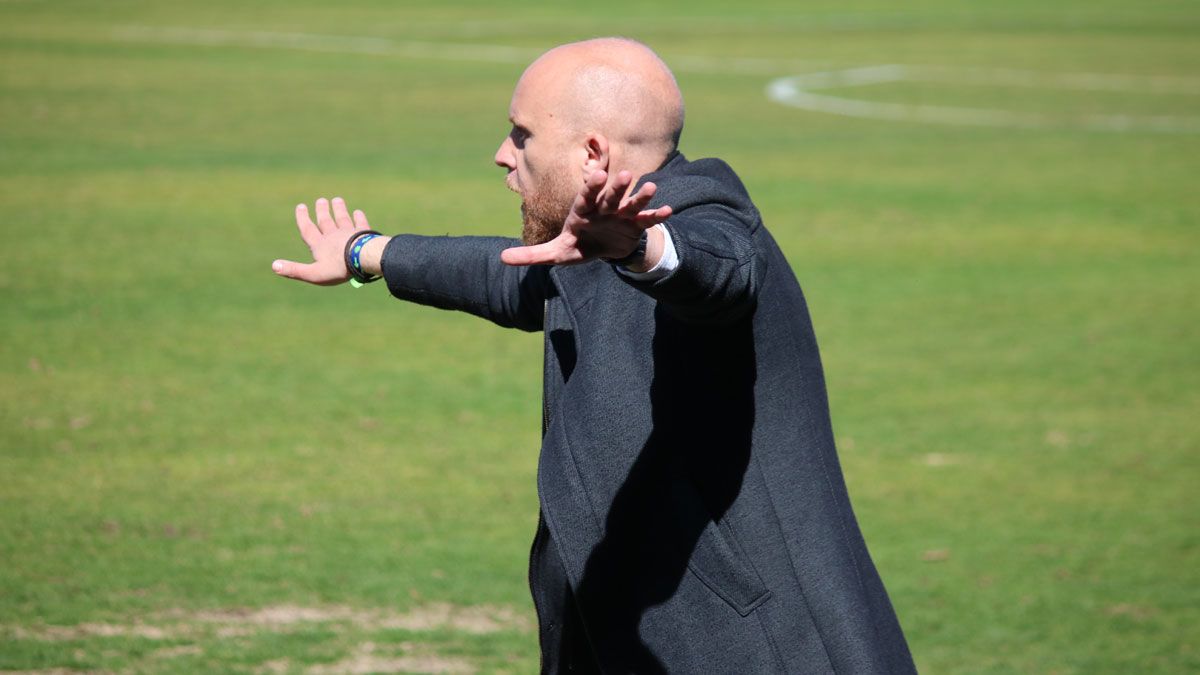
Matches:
[511,127,528,148]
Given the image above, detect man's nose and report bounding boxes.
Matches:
[494,136,516,170]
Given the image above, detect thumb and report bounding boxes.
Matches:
[272,259,321,282]
[501,241,572,266]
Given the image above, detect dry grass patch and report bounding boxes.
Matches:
[5,602,531,642]
[305,641,474,674]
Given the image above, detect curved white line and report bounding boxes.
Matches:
[766,67,1200,133]
[899,66,1200,94]
[101,27,1200,133]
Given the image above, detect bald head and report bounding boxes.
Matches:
[516,37,685,167]
[495,38,685,245]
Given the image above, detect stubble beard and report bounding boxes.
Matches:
[515,171,574,246]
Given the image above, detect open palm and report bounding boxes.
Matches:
[501,169,672,266]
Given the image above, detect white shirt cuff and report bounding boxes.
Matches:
[620,223,679,281]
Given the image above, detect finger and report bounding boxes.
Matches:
[331,197,354,230]
[572,170,608,216]
[598,170,632,214]
[500,241,582,267]
[632,205,673,227]
[352,209,370,231]
[272,259,325,284]
[294,204,321,247]
[618,181,657,217]
[314,197,334,234]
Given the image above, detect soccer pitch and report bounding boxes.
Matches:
[1,1,1197,672]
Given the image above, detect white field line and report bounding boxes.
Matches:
[766,65,1200,133]
[904,66,1200,95]
[108,26,1199,133]
[109,25,827,75]
[111,25,541,65]
[131,11,1200,39]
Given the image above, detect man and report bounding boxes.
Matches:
[273,38,916,674]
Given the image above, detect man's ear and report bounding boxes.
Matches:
[582,133,610,176]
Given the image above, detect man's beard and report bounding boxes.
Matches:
[517,172,575,246]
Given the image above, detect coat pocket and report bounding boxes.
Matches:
[669,476,771,617]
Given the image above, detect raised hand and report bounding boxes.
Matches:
[272,197,371,285]
[500,169,673,267]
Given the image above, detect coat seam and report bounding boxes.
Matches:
[749,454,837,670]
[777,287,878,615]
[756,602,792,674]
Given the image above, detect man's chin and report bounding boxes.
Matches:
[520,210,562,246]
[520,224,558,247]
[518,188,570,246]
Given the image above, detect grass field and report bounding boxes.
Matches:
[1,1,1198,672]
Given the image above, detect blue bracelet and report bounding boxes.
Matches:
[345,230,383,287]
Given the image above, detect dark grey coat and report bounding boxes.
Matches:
[381,153,916,673]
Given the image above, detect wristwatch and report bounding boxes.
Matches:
[606,229,649,268]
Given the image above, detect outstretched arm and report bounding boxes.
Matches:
[272,197,550,331]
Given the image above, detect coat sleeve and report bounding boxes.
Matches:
[616,203,764,325]
[380,234,551,332]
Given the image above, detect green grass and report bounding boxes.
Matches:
[1,1,1197,672]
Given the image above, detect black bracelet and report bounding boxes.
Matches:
[344,229,383,285]
[606,229,649,268]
